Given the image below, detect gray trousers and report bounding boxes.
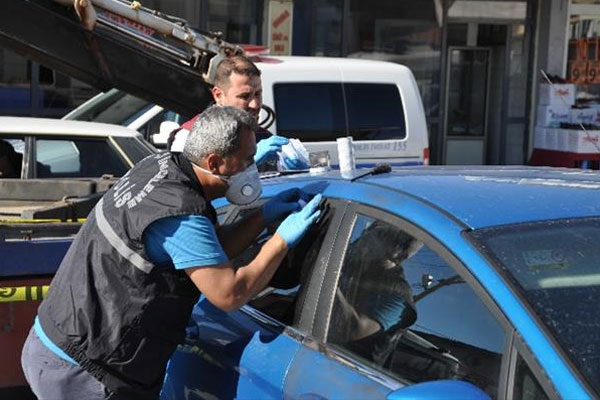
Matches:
[21,327,111,400]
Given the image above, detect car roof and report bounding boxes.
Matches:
[0,117,142,138]
[261,166,600,229]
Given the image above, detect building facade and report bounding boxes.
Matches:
[0,0,589,165]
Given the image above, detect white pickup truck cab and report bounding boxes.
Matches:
[65,56,429,167]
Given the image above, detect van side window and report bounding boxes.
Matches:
[273,83,406,141]
[345,83,406,140]
[273,83,346,141]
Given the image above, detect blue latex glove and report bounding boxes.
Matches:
[282,155,310,170]
[262,188,307,224]
[255,135,289,165]
[276,194,322,248]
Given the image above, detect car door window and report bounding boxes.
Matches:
[135,109,185,143]
[231,200,333,326]
[0,138,24,178]
[327,214,506,398]
[35,138,128,178]
[513,354,549,400]
[111,136,156,163]
[86,92,151,125]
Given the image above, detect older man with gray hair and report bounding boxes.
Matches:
[21,105,322,400]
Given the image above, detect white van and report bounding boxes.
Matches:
[65,56,429,166]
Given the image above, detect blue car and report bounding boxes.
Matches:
[161,166,600,400]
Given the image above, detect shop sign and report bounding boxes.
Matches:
[268,1,293,55]
[588,61,600,83]
[569,60,588,84]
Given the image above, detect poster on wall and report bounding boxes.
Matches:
[268,1,293,55]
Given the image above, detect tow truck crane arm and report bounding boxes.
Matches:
[0,0,243,117]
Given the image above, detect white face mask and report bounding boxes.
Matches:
[200,163,262,206]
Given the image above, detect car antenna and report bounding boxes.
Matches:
[350,163,391,182]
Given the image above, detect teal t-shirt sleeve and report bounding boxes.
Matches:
[34,316,78,365]
[143,214,228,269]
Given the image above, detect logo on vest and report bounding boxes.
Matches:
[114,152,171,209]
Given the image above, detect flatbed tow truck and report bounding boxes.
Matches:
[0,0,239,393]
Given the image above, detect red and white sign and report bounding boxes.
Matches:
[538,83,576,106]
[268,1,293,55]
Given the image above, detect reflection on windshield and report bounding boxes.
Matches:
[469,218,600,396]
[329,215,505,397]
[66,89,151,125]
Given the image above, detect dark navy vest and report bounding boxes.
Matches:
[38,152,216,399]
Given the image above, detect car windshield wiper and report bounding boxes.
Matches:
[350,163,392,182]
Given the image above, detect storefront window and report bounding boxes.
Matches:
[0,48,97,118]
[143,0,261,44]
[343,0,442,143]
[312,0,343,56]
[568,1,600,91]
[207,0,261,44]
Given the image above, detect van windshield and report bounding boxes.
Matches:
[274,83,406,141]
[468,218,600,396]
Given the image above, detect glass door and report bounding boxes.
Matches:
[444,47,491,165]
[440,1,534,166]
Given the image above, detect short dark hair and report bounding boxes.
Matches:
[213,55,261,89]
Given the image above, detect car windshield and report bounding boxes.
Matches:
[468,218,600,396]
[64,89,151,125]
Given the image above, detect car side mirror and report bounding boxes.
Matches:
[152,121,180,146]
[387,380,490,400]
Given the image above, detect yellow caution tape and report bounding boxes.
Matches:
[0,285,49,302]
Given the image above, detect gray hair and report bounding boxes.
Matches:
[183,105,257,163]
